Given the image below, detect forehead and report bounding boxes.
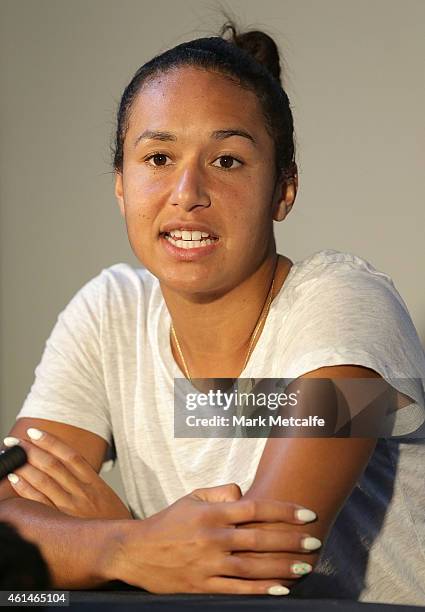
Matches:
[127,66,266,136]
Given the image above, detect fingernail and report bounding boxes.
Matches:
[301,536,322,551]
[7,473,19,484]
[291,562,313,575]
[267,585,290,596]
[295,508,317,522]
[27,428,43,440]
[3,437,20,447]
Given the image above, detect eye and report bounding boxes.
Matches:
[212,155,243,170]
[144,153,172,167]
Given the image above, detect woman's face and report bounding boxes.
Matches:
[115,65,293,298]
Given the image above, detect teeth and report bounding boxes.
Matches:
[168,229,214,240]
[165,235,215,249]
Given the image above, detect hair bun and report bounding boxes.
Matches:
[220,22,281,80]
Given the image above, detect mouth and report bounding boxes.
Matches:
[160,231,219,250]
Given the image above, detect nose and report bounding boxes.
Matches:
[169,161,211,212]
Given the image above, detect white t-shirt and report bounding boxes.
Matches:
[17,249,425,604]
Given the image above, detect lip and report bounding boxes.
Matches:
[160,221,219,238]
[160,233,220,261]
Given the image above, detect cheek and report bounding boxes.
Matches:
[228,190,272,231]
[122,179,161,229]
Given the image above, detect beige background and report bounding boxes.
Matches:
[1,0,424,500]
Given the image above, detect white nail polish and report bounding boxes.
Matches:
[267,585,290,596]
[291,562,313,575]
[301,537,322,551]
[8,474,19,484]
[27,428,43,440]
[3,437,20,447]
[295,508,317,522]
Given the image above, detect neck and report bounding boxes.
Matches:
[161,252,293,376]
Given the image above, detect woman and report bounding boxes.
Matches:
[1,22,425,603]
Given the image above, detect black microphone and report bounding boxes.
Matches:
[0,446,27,481]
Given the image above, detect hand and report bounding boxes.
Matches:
[196,484,318,587]
[3,428,131,520]
[110,483,320,595]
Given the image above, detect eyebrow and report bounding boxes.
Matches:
[133,128,257,148]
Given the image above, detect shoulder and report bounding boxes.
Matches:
[58,263,160,331]
[292,248,397,289]
[288,248,406,312]
[76,262,159,305]
[280,250,425,435]
[285,248,425,374]
[97,262,157,292]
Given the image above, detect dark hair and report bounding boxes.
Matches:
[112,21,296,183]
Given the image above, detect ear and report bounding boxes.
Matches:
[272,168,298,222]
[114,172,125,218]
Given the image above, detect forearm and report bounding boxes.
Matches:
[0,498,127,589]
[241,435,377,587]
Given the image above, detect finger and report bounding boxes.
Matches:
[5,429,94,484]
[206,576,290,596]
[212,498,316,526]
[233,550,299,561]
[7,472,57,508]
[218,527,322,553]
[11,461,73,508]
[25,428,94,483]
[3,438,85,496]
[191,483,242,503]
[222,554,313,580]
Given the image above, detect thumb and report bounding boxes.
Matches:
[190,482,242,503]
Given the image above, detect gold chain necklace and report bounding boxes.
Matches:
[170,256,278,381]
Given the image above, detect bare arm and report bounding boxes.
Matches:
[242,365,379,587]
[0,498,124,589]
[1,419,318,594]
[0,417,118,588]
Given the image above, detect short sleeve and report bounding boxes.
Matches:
[283,254,425,437]
[17,272,112,446]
